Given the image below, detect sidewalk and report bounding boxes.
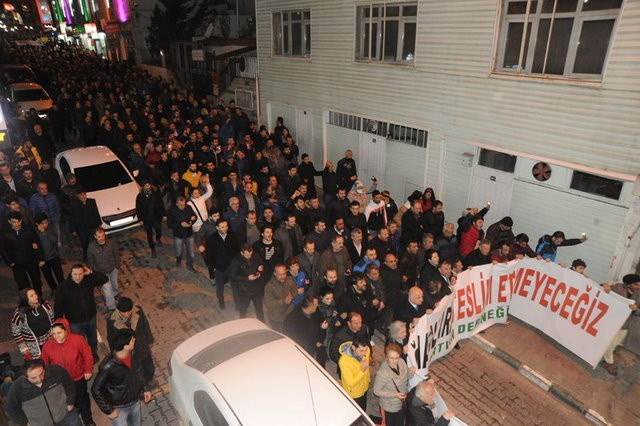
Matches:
[471,318,640,425]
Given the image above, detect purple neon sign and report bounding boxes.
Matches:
[114,0,129,22]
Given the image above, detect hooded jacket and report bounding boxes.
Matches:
[338,341,371,398]
[41,318,93,381]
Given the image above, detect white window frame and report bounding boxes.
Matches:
[272,9,311,58]
[494,0,621,80]
[355,2,417,64]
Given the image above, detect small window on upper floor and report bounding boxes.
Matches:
[478,149,517,173]
[272,10,311,57]
[495,0,622,80]
[355,3,417,64]
[570,170,623,200]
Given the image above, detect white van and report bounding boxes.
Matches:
[169,318,375,426]
[6,82,53,118]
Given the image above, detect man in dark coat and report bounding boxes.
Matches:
[336,150,357,190]
[54,264,109,361]
[401,200,424,248]
[230,243,265,319]
[283,297,325,356]
[68,188,102,261]
[106,297,155,382]
[135,181,166,258]
[91,329,152,423]
[205,219,240,309]
[463,239,492,268]
[422,200,445,239]
[485,216,515,250]
[406,380,454,426]
[394,286,427,328]
[1,211,43,293]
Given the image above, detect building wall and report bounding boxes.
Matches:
[255,0,640,281]
[257,0,640,176]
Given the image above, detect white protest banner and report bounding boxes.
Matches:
[408,262,510,372]
[408,259,632,371]
[507,258,632,368]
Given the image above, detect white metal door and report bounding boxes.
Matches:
[358,132,386,188]
[467,166,514,227]
[295,109,313,160]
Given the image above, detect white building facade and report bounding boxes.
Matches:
[255,0,640,283]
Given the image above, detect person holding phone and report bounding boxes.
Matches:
[167,195,197,272]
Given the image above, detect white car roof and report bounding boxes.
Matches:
[58,146,121,168]
[174,319,370,426]
[8,82,44,91]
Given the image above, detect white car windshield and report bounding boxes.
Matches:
[14,88,49,102]
[74,160,133,192]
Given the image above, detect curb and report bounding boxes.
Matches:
[469,335,611,426]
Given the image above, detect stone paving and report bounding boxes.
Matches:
[0,226,614,425]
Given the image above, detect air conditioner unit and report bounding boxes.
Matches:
[514,157,570,190]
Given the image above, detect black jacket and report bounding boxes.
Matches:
[54,272,109,323]
[327,196,349,224]
[167,204,196,238]
[463,249,491,268]
[106,305,155,361]
[135,189,166,224]
[91,351,150,415]
[380,264,402,311]
[405,387,450,426]
[394,296,427,325]
[328,324,367,364]
[283,307,325,355]
[401,210,423,247]
[338,284,376,322]
[206,231,240,270]
[1,226,43,266]
[422,210,445,239]
[229,252,264,296]
[69,197,102,234]
[163,179,189,206]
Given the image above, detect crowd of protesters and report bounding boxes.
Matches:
[1,40,639,425]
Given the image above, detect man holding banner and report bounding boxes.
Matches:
[600,273,640,375]
[407,258,635,375]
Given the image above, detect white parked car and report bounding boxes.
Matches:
[55,146,140,233]
[169,318,375,426]
[5,82,53,118]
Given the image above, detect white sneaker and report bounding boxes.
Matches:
[370,340,375,347]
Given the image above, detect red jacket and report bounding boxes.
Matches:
[41,318,93,381]
[459,227,481,257]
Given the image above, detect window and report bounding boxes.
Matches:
[570,170,622,200]
[272,10,311,57]
[328,111,428,148]
[194,391,229,426]
[356,3,417,63]
[496,0,621,79]
[478,149,517,173]
[74,161,133,192]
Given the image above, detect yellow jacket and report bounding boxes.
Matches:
[338,342,371,398]
[15,146,42,169]
[182,170,202,189]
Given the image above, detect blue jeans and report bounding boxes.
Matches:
[101,268,119,310]
[111,401,141,426]
[174,236,194,266]
[58,408,83,426]
[70,316,97,358]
